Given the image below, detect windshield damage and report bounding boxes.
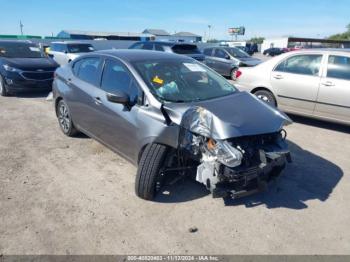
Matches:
[174,106,292,199]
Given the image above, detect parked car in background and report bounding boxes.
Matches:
[203,47,261,80]
[0,40,58,96]
[236,46,254,56]
[128,41,205,62]
[48,42,95,65]
[235,49,350,125]
[263,47,285,56]
[53,50,291,200]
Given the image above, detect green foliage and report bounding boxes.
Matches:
[328,24,350,40]
[249,37,265,44]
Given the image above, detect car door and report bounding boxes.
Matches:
[314,54,350,123]
[211,48,230,75]
[203,48,214,68]
[92,58,140,160]
[270,54,323,115]
[65,56,104,135]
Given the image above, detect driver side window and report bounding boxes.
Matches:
[214,49,227,59]
[275,54,322,76]
[101,59,139,104]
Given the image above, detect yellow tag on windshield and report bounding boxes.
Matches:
[152,76,164,85]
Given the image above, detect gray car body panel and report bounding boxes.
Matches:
[53,50,291,166]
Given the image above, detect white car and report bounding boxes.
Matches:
[48,42,95,65]
[235,49,350,126]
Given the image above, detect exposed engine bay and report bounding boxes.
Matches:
[177,106,291,199]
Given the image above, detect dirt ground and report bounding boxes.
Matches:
[0,93,349,255]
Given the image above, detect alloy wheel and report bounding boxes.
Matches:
[257,94,270,103]
[58,103,71,133]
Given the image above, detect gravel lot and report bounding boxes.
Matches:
[0,92,349,255]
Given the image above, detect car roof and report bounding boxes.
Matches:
[51,41,92,45]
[133,41,197,47]
[0,40,33,44]
[96,49,193,62]
[286,48,350,54]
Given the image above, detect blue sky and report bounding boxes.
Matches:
[0,0,349,39]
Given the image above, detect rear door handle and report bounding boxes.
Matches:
[273,74,283,79]
[94,97,102,105]
[321,81,335,86]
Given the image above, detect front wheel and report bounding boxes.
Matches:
[56,100,79,137]
[254,90,276,107]
[0,75,9,97]
[135,143,169,200]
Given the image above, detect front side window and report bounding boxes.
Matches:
[275,54,322,76]
[214,49,228,59]
[203,48,213,56]
[142,42,154,50]
[133,59,236,103]
[225,47,250,58]
[101,59,138,103]
[76,57,101,86]
[0,42,45,58]
[67,44,94,53]
[154,44,164,51]
[171,44,201,54]
[327,55,350,80]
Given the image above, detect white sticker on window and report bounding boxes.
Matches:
[183,63,206,72]
[29,47,40,52]
[88,46,94,51]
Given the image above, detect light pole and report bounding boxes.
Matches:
[207,25,211,42]
[19,20,24,35]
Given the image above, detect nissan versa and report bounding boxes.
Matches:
[0,40,59,96]
[53,50,292,200]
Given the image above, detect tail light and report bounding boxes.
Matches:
[235,70,242,79]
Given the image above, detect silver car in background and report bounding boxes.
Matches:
[48,41,95,65]
[235,49,350,125]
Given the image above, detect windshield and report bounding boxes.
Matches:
[67,44,94,53]
[0,42,45,58]
[225,47,250,58]
[171,44,201,54]
[133,59,237,103]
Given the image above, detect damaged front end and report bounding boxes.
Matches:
[179,106,292,199]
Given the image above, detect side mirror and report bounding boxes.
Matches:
[106,91,130,105]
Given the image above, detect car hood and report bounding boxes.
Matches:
[2,57,59,71]
[238,57,262,66]
[163,91,292,140]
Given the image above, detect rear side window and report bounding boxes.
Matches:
[172,44,200,54]
[101,59,138,103]
[327,55,350,80]
[275,55,322,76]
[76,57,102,86]
[203,48,213,56]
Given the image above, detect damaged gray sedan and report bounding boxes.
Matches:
[53,50,292,200]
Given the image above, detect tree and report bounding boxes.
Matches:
[249,37,265,44]
[328,23,350,40]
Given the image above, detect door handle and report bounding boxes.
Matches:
[273,75,283,79]
[321,81,335,86]
[94,97,102,105]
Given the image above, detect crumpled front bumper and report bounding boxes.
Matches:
[212,152,291,198]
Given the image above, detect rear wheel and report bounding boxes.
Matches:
[230,68,238,80]
[135,143,169,200]
[56,100,78,137]
[0,75,9,97]
[254,89,276,107]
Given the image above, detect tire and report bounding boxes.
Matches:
[230,68,238,80]
[254,89,277,107]
[0,75,9,97]
[135,143,169,200]
[56,99,78,137]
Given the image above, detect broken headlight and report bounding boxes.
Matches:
[205,139,243,168]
